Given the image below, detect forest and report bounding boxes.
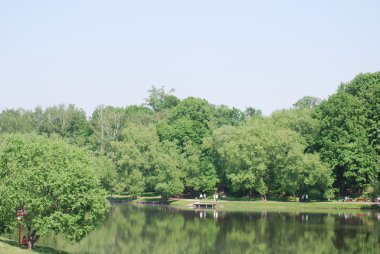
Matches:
[1,72,380,201]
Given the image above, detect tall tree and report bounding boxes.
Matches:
[145,86,180,112]
[181,142,219,194]
[212,105,246,127]
[315,92,378,195]
[157,97,214,148]
[90,105,126,152]
[0,134,108,249]
[340,72,380,155]
[111,124,184,198]
[271,108,319,150]
[293,96,322,109]
[213,119,334,199]
[0,109,36,134]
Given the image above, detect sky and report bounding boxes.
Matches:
[0,0,379,116]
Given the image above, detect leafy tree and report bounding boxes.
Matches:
[181,142,219,193]
[111,124,158,191]
[315,91,379,195]
[0,108,36,134]
[271,108,319,150]
[145,86,180,112]
[125,105,155,126]
[212,105,246,127]
[0,134,108,249]
[90,105,127,152]
[339,72,380,155]
[213,119,334,199]
[293,96,322,109]
[93,155,117,193]
[157,97,214,147]
[244,107,263,118]
[125,169,145,198]
[111,124,184,198]
[38,104,91,141]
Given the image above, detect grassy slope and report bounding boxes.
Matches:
[0,238,68,254]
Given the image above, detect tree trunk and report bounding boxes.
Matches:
[27,227,32,250]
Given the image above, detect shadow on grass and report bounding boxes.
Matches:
[219,196,262,202]
[0,238,69,254]
[108,196,134,203]
[359,204,380,210]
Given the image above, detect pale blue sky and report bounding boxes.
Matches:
[1,0,379,116]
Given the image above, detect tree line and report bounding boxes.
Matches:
[1,72,380,201]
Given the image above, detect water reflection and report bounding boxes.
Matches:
[36,205,380,254]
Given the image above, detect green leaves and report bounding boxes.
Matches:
[316,73,380,195]
[0,134,109,242]
[212,118,334,199]
[1,72,379,202]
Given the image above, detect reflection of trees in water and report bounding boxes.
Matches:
[37,206,380,254]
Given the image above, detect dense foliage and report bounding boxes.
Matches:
[0,135,109,247]
[1,73,380,208]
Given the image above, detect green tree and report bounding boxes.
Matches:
[157,97,214,147]
[111,124,184,199]
[93,155,117,193]
[0,134,109,249]
[145,86,180,112]
[271,108,319,150]
[315,91,379,195]
[293,96,322,109]
[181,142,219,194]
[340,72,380,155]
[125,169,145,198]
[0,109,36,134]
[38,104,91,141]
[212,105,246,127]
[213,119,334,199]
[90,105,127,152]
[244,107,263,118]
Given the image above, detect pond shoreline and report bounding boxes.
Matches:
[109,196,380,213]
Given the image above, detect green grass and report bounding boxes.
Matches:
[109,193,380,213]
[0,237,68,254]
[108,192,162,202]
[167,199,380,213]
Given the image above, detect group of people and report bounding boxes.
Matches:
[344,196,351,202]
[198,193,219,201]
[300,194,309,202]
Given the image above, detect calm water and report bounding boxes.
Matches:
[36,204,380,254]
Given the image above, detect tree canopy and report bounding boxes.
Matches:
[0,134,109,248]
[1,72,380,208]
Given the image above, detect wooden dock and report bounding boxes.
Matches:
[193,202,216,209]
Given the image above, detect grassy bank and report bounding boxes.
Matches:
[0,237,68,254]
[170,199,380,212]
[108,194,380,213]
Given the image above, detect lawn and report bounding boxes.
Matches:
[109,193,380,213]
[0,237,68,254]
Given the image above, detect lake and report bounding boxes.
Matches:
[36,204,380,254]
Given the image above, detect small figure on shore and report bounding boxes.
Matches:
[22,236,27,245]
[200,193,203,200]
[215,193,218,202]
[203,193,206,200]
[305,194,308,202]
